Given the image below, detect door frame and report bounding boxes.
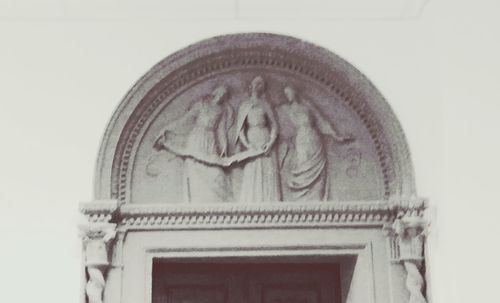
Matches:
[142,242,377,303]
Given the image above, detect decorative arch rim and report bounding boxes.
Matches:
[94,33,416,203]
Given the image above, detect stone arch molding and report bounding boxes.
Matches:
[80,34,429,303]
[95,33,415,204]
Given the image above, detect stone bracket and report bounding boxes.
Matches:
[79,200,119,303]
[384,199,429,303]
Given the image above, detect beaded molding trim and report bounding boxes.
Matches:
[80,199,426,230]
[80,200,119,223]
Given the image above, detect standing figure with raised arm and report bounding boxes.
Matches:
[281,86,353,201]
[154,86,234,203]
[235,76,282,202]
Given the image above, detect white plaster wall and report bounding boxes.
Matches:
[0,0,498,302]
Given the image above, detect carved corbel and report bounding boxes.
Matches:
[80,223,117,303]
[385,209,429,303]
[79,200,119,303]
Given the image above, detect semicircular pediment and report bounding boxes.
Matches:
[95,33,415,204]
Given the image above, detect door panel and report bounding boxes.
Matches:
[152,262,340,303]
[164,286,227,303]
[262,285,319,303]
[247,264,338,303]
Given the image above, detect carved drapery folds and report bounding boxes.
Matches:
[151,76,354,204]
[80,201,118,303]
[385,201,429,303]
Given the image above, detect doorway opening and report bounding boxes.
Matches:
[152,256,357,303]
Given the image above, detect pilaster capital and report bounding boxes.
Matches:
[391,216,428,262]
[79,223,117,268]
[383,198,429,263]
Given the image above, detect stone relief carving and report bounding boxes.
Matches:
[153,85,235,203]
[236,76,282,202]
[148,76,358,204]
[280,86,353,201]
[98,34,419,203]
[343,147,363,179]
[151,82,275,203]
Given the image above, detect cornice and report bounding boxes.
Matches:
[79,200,119,223]
[79,198,426,231]
[119,201,396,230]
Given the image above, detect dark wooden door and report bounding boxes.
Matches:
[152,262,341,303]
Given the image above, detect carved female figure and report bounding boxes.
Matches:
[154,86,234,203]
[281,86,352,201]
[235,76,282,202]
